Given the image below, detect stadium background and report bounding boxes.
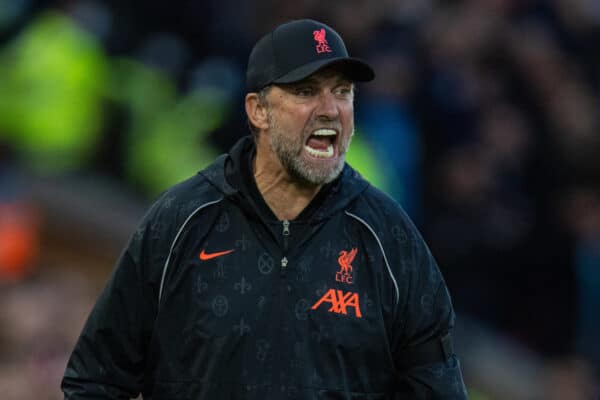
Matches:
[1,0,599,398]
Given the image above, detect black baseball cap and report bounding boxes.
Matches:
[246,19,375,92]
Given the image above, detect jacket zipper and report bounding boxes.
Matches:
[281,220,290,274]
[273,219,291,395]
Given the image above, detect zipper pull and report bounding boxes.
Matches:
[281,257,288,268]
[282,220,290,236]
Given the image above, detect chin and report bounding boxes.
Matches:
[294,154,345,185]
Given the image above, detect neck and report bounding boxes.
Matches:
[253,142,321,221]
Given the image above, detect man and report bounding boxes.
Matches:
[62,19,467,399]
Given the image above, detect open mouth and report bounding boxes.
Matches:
[304,129,337,158]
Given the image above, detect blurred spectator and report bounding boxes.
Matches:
[0,202,39,281]
[563,188,600,372]
[358,24,423,220]
[0,142,39,282]
[0,11,109,174]
[0,270,96,400]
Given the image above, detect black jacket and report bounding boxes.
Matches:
[62,136,467,399]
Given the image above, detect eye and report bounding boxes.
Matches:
[334,85,353,98]
[294,86,315,97]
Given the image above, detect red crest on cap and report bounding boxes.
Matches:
[313,28,332,54]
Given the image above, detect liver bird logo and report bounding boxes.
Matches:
[313,28,332,53]
[338,248,358,275]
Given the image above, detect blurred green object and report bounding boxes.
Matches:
[111,59,222,195]
[345,130,389,195]
[467,388,491,400]
[0,11,108,173]
[0,10,221,195]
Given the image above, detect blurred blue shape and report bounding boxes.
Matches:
[188,57,243,101]
[0,0,31,31]
[575,239,600,370]
[359,98,422,221]
[136,33,190,79]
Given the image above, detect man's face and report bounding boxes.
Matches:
[263,68,355,185]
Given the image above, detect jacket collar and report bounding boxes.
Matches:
[201,135,370,222]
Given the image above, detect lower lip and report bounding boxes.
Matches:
[304,144,337,159]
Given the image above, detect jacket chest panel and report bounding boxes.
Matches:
[157,207,394,389]
[173,213,281,338]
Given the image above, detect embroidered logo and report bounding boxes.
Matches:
[336,248,357,284]
[311,289,362,318]
[199,249,235,261]
[313,28,332,54]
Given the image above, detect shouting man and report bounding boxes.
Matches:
[62,19,467,399]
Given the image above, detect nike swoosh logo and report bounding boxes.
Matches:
[199,249,235,261]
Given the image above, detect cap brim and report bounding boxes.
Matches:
[272,57,375,85]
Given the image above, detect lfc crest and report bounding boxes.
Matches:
[313,28,332,54]
[336,248,357,284]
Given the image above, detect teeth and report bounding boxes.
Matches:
[305,144,334,158]
[312,129,337,136]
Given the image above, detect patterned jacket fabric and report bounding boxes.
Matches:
[62,136,467,399]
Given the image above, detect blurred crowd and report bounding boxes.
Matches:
[1,0,600,398]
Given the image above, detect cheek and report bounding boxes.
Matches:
[274,105,311,129]
[288,113,316,139]
[341,106,354,132]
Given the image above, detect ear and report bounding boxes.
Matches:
[245,93,270,131]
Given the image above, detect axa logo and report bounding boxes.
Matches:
[336,247,357,284]
[313,28,332,54]
[311,289,362,318]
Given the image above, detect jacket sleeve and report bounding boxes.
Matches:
[393,226,468,399]
[61,207,162,399]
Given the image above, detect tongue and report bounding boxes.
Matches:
[307,136,330,150]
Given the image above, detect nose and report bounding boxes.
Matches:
[315,92,340,120]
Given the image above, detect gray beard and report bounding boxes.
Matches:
[268,116,350,186]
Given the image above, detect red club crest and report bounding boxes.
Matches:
[313,28,332,54]
[336,248,357,284]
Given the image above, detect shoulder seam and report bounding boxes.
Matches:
[344,210,400,306]
[158,197,224,303]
